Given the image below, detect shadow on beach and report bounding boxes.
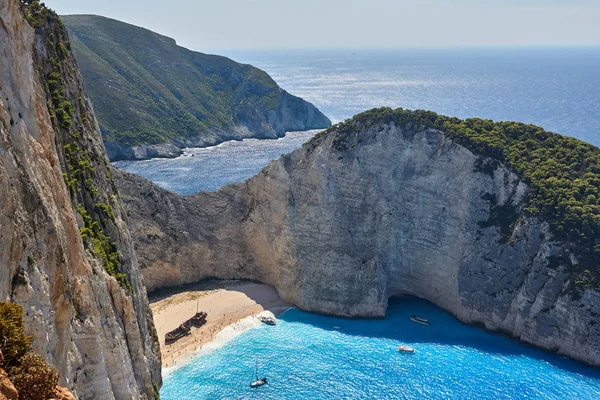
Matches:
[148,278,281,308]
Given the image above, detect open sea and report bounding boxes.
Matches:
[111,48,600,397]
[115,47,600,194]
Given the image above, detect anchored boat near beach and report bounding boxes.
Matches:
[259,316,276,325]
[410,315,430,325]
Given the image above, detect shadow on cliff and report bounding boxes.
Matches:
[277,296,600,380]
[148,278,288,311]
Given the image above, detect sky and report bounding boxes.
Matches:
[49,0,600,52]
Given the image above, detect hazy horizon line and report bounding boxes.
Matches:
[214,44,600,52]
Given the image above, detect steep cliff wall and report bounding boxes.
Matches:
[0,1,160,398]
[116,110,600,367]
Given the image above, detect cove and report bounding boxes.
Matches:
[161,298,600,399]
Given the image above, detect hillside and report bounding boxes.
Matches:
[61,15,331,161]
[115,108,600,366]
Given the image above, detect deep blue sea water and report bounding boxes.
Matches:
[161,298,600,399]
[115,47,600,195]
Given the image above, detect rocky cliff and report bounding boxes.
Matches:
[61,15,331,161]
[0,1,160,398]
[116,108,600,367]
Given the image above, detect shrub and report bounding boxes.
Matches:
[0,303,32,370]
[9,352,59,400]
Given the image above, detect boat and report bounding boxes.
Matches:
[187,311,207,327]
[164,323,191,344]
[259,316,276,325]
[410,315,430,325]
[250,377,268,388]
[398,345,415,353]
[250,359,268,388]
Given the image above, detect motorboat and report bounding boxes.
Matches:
[259,316,276,325]
[398,345,415,353]
[410,315,430,325]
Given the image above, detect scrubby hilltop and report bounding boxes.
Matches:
[62,15,331,161]
[116,107,600,367]
[1,1,160,398]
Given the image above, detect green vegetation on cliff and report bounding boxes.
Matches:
[61,15,289,148]
[310,107,600,291]
[21,1,130,290]
[0,303,31,370]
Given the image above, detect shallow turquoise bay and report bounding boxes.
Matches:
[160,298,600,399]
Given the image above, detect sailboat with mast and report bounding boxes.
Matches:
[250,359,268,388]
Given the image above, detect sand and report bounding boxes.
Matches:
[150,281,290,368]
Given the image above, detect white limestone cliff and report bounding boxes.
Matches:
[0,0,160,398]
[116,120,600,367]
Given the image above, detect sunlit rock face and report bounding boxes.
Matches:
[0,0,160,398]
[117,117,599,367]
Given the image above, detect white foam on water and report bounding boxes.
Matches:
[163,309,289,376]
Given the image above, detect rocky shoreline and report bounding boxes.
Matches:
[107,124,326,162]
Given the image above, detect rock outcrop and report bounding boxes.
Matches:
[0,367,75,400]
[0,1,160,398]
[116,111,600,367]
[0,369,17,400]
[62,15,331,161]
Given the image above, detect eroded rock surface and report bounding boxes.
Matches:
[0,369,17,400]
[116,118,600,367]
[0,0,160,398]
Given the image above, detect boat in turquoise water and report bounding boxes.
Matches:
[410,315,430,325]
[250,377,268,388]
[397,345,415,353]
[250,359,268,388]
[161,298,600,399]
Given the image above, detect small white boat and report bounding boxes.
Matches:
[250,359,268,388]
[398,345,415,353]
[259,316,276,325]
[250,377,268,388]
[410,315,430,325]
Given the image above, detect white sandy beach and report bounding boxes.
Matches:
[150,281,290,368]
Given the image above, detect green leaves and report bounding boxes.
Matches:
[0,303,32,370]
[40,14,132,293]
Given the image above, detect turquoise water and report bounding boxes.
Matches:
[116,48,600,194]
[160,298,600,399]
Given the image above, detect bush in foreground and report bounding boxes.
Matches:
[9,352,60,400]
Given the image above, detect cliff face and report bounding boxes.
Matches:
[0,1,160,398]
[61,15,331,161]
[116,115,600,367]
